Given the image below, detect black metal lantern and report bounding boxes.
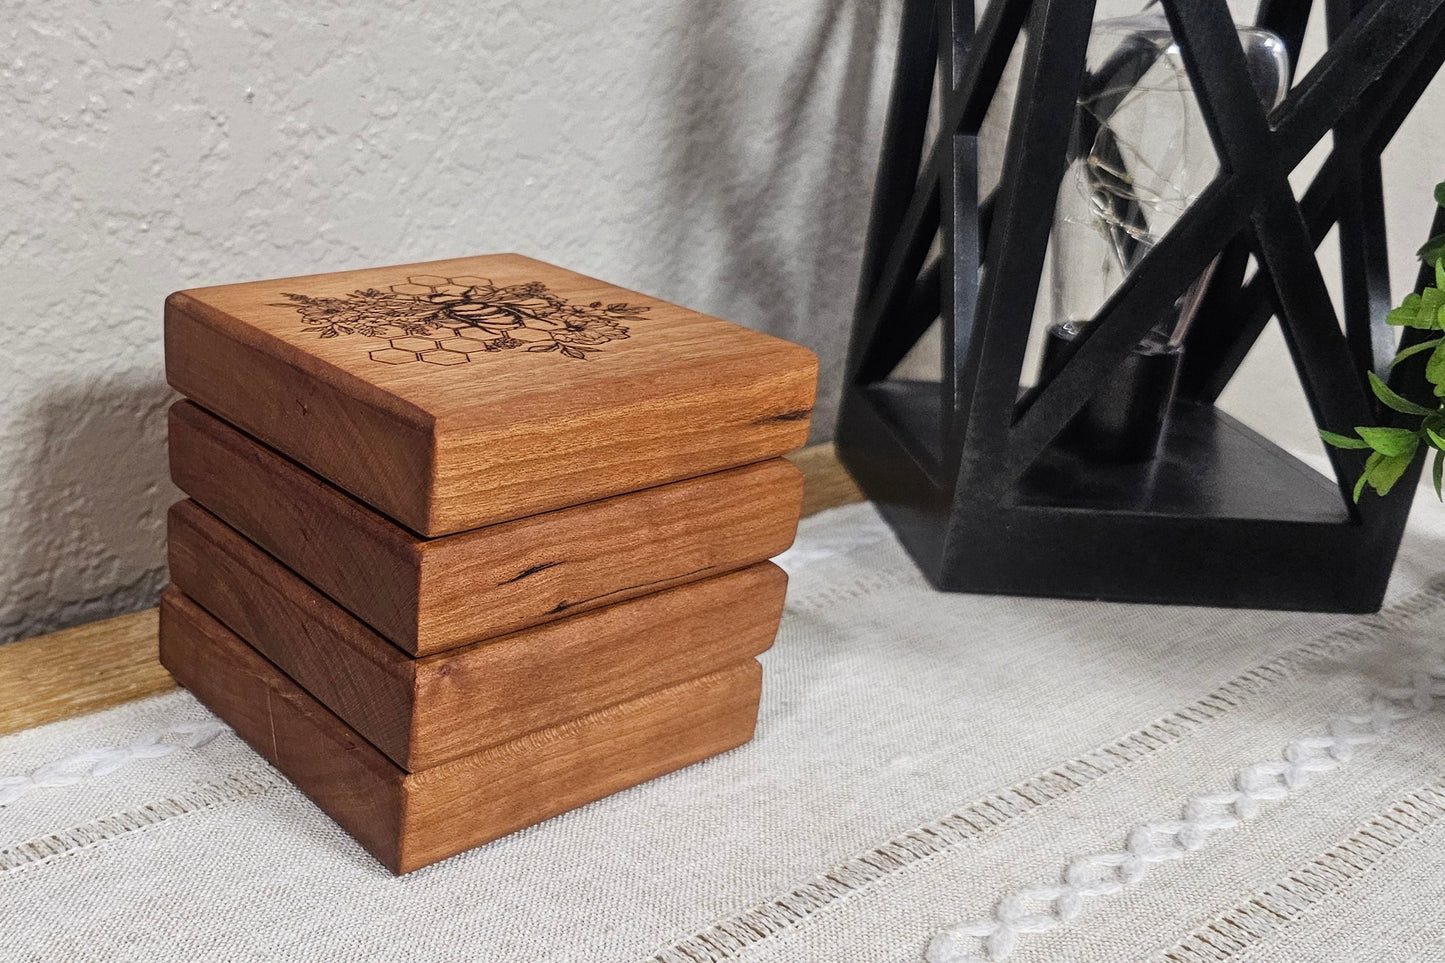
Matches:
[836,0,1445,612]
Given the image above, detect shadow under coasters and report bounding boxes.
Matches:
[159,590,763,875]
[165,253,819,537]
[168,400,804,655]
[168,498,787,771]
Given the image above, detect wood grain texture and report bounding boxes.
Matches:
[168,499,785,770]
[0,609,174,736]
[0,442,856,736]
[170,400,804,655]
[165,254,818,536]
[158,589,761,874]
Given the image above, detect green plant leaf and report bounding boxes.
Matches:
[1368,451,1416,496]
[1437,181,1445,207]
[1419,235,1445,266]
[1356,426,1421,457]
[1385,288,1445,329]
[1391,337,1444,366]
[1428,427,1445,450]
[1423,288,1445,328]
[1388,293,1421,327]
[1436,449,1444,500]
[1368,370,1436,416]
[1437,258,1445,291]
[1319,429,1371,449]
[1354,452,1381,502]
[1428,340,1445,388]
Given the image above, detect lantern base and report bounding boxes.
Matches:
[1039,324,1184,464]
[837,380,1410,613]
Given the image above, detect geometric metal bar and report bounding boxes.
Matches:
[1175,236,1255,399]
[1256,0,1311,67]
[1163,0,1274,173]
[855,0,936,298]
[936,1,980,449]
[855,259,941,384]
[1167,0,1376,449]
[1175,3,1445,401]
[1002,180,1249,483]
[1001,0,1445,486]
[950,0,1096,499]
[837,0,1444,613]
[1330,0,1407,377]
[844,0,938,386]
[854,186,939,385]
[853,0,1030,387]
[1169,0,1311,401]
[1250,199,1380,499]
[1272,0,1444,149]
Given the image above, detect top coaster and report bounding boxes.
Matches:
[165,254,818,536]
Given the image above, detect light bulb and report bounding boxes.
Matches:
[1049,13,1289,345]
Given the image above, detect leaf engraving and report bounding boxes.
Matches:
[273,275,646,367]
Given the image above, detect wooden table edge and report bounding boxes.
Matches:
[0,444,863,737]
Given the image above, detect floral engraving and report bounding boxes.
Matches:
[274,275,646,364]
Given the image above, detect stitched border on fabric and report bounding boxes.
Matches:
[784,566,926,614]
[924,671,1445,962]
[645,582,1445,963]
[1159,779,1445,963]
[0,769,283,873]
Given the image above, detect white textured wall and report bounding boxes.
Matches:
[3,1,1442,643]
[0,0,899,642]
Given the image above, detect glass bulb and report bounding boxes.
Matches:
[1049,13,1289,345]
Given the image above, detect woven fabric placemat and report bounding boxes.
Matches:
[3,487,1443,962]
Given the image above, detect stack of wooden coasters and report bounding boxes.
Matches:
[160,254,816,873]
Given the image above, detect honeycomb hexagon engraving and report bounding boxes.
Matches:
[389,336,443,353]
[436,337,489,354]
[420,349,470,366]
[388,283,435,297]
[275,275,648,365]
[369,347,420,365]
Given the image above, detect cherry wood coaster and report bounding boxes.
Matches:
[0,444,861,738]
[170,400,803,656]
[165,254,818,536]
[159,589,761,874]
[168,499,785,771]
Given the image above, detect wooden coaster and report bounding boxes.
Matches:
[165,254,817,536]
[169,400,802,655]
[168,499,785,770]
[159,588,762,875]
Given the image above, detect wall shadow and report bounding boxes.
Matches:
[652,0,894,440]
[2,375,178,643]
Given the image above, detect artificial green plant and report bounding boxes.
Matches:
[1320,180,1445,502]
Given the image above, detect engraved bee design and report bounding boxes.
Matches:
[276,275,647,364]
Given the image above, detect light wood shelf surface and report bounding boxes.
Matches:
[0,444,862,738]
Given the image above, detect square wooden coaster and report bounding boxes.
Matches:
[165,254,817,535]
[159,588,762,875]
[170,400,802,655]
[168,499,785,770]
